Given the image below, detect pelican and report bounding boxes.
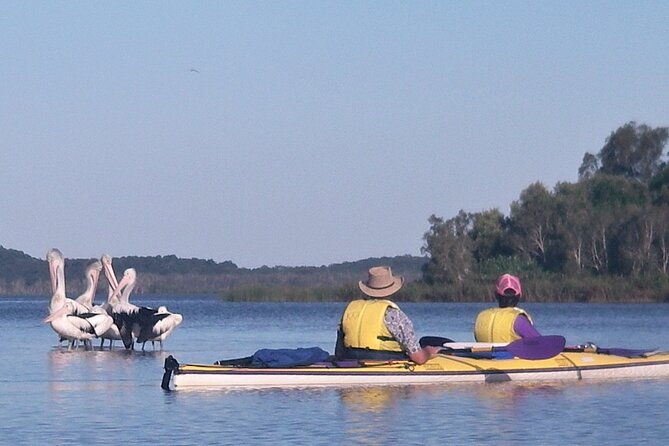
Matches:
[110,268,183,350]
[103,264,142,349]
[98,254,123,349]
[46,248,89,315]
[74,260,103,310]
[73,259,105,348]
[44,302,114,350]
[44,249,114,349]
[136,305,183,351]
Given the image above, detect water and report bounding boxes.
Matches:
[2,296,669,445]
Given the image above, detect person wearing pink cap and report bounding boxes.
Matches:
[334,266,441,364]
[473,273,541,343]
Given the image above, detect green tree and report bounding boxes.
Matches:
[554,181,591,273]
[508,182,557,268]
[580,121,669,184]
[649,165,669,206]
[470,209,508,262]
[651,203,669,274]
[421,211,475,285]
[578,152,599,181]
[585,174,647,274]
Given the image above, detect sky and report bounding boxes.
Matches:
[1,1,668,268]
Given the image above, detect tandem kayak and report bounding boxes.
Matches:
[160,337,669,390]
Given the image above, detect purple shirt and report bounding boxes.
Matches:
[513,314,541,338]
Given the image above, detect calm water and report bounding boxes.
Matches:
[2,296,669,445]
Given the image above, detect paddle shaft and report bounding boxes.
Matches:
[440,335,566,360]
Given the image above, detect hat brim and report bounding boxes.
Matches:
[358,277,404,298]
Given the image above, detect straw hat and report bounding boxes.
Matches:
[358,266,404,298]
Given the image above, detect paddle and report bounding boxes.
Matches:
[419,336,454,347]
[563,344,658,358]
[440,335,566,360]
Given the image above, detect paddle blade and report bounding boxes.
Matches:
[598,347,657,358]
[505,335,566,360]
[419,336,454,347]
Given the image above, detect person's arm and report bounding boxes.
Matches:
[513,314,541,338]
[408,345,441,364]
[384,307,439,365]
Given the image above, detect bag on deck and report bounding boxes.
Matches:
[250,347,331,368]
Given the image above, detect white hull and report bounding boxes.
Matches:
[167,352,669,389]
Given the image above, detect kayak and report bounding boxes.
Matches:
[162,351,669,390]
[160,337,669,390]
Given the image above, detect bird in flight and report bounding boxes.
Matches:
[189,68,200,73]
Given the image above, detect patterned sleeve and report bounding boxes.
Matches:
[384,307,422,354]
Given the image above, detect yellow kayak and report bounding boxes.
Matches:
[161,347,669,390]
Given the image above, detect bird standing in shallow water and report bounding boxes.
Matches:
[108,267,183,350]
[44,249,113,350]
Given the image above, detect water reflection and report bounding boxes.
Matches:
[46,348,169,396]
[336,380,571,413]
[337,385,434,413]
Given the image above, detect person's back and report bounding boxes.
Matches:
[335,266,440,364]
[339,298,404,355]
[473,273,540,343]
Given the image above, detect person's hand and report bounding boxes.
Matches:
[409,345,442,364]
[425,345,441,359]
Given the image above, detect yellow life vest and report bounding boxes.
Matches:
[340,299,403,352]
[473,307,534,343]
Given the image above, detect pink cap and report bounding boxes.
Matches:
[495,273,522,297]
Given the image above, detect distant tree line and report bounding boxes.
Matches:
[0,247,425,300]
[421,121,669,303]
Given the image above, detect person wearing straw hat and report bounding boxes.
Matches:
[334,266,441,364]
[473,273,541,343]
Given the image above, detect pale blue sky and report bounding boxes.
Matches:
[1,1,668,268]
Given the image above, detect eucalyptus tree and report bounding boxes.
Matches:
[578,152,599,181]
[649,165,669,206]
[650,204,669,274]
[553,181,591,273]
[579,122,669,184]
[469,208,508,263]
[421,211,475,285]
[507,182,558,269]
[585,174,648,275]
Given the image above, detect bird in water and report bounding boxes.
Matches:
[108,267,183,350]
[136,305,183,351]
[44,249,113,350]
[96,254,126,349]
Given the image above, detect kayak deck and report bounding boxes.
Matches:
[163,351,669,389]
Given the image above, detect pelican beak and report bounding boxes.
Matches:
[111,273,131,301]
[49,259,58,295]
[102,258,119,291]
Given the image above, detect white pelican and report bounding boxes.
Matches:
[46,248,90,315]
[136,305,183,351]
[74,260,103,310]
[110,268,183,350]
[98,254,123,349]
[44,301,115,349]
[44,249,114,349]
